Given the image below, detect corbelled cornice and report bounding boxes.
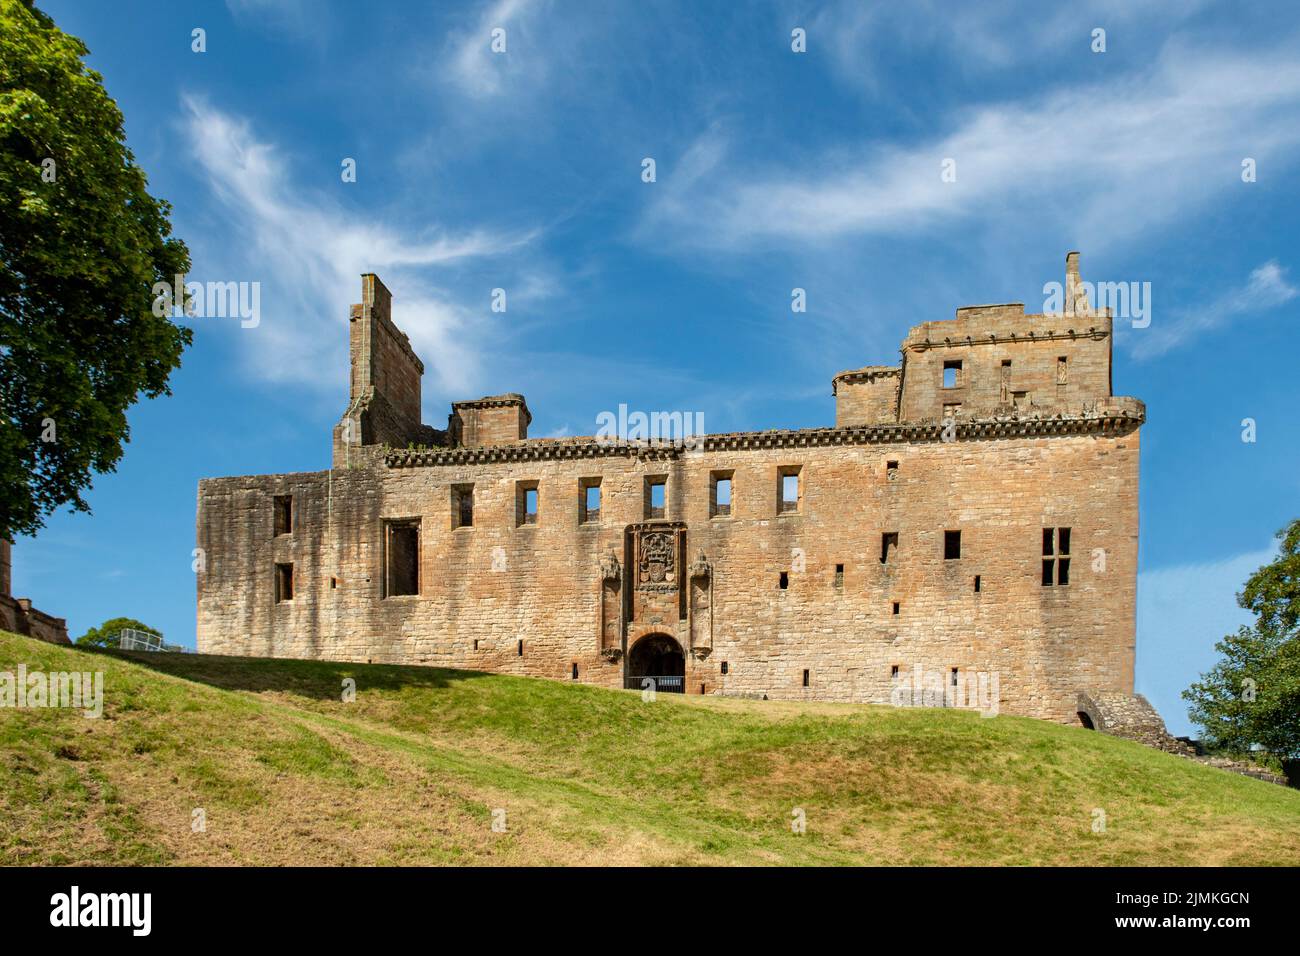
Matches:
[385,400,1144,469]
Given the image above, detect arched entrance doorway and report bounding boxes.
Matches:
[626,633,685,693]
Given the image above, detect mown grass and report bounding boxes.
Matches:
[1,630,1297,865]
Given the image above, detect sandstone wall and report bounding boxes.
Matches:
[197,420,1140,722]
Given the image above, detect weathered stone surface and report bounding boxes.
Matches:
[198,254,1144,723]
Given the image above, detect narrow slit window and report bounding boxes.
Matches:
[834,563,844,588]
[944,530,962,560]
[274,563,294,602]
[273,495,293,536]
[880,532,899,564]
[1057,355,1068,384]
[802,669,810,688]
[973,575,981,593]
[890,664,900,679]
[571,663,579,680]
[892,601,900,615]
[517,639,524,656]
[779,571,789,590]
[951,667,959,687]
[721,661,729,675]
[384,520,420,596]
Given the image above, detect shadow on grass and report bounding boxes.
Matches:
[72,643,490,701]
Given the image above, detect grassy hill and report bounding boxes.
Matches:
[2,629,1297,866]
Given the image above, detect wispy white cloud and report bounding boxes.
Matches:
[1129,260,1298,360]
[442,0,546,99]
[637,42,1300,254]
[179,95,541,403]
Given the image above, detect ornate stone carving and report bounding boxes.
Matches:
[637,530,677,591]
[688,549,711,580]
[600,646,623,662]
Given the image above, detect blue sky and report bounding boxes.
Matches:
[14,0,1300,735]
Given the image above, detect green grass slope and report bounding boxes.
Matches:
[1,630,1297,866]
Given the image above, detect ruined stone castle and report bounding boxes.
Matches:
[196,253,1143,723]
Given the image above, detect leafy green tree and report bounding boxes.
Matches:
[1184,519,1300,759]
[76,616,160,648]
[0,0,191,541]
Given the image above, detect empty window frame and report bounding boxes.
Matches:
[885,460,899,482]
[1057,355,1068,385]
[944,530,962,560]
[880,531,899,564]
[645,475,667,520]
[274,562,294,602]
[1042,527,1071,586]
[384,520,420,596]
[942,359,963,389]
[710,470,733,518]
[777,466,801,514]
[516,481,539,527]
[942,402,962,420]
[273,495,293,536]
[451,484,474,529]
[834,563,844,588]
[579,478,601,524]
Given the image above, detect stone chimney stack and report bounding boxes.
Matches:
[1065,251,1092,316]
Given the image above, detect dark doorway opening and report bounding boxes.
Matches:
[1078,711,1095,730]
[625,633,685,693]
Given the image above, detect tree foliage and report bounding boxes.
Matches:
[0,0,191,540]
[75,616,159,648]
[1184,519,1300,759]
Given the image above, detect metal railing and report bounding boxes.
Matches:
[623,675,685,693]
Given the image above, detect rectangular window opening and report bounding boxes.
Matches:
[886,460,899,482]
[777,466,801,514]
[1042,527,1072,587]
[802,669,810,688]
[645,476,667,520]
[274,562,293,602]
[273,495,293,536]
[974,575,981,593]
[711,471,733,518]
[880,531,898,564]
[516,481,539,527]
[779,571,789,590]
[452,484,474,529]
[517,639,524,657]
[834,563,844,588]
[951,667,959,687]
[384,520,420,596]
[944,530,962,560]
[892,601,900,615]
[721,661,729,675]
[580,479,601,524]
[890,664,900,679]
[571,663,579,680]
[942,360,963,388]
